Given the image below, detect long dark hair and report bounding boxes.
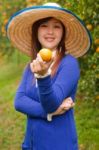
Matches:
[31,17,66,76]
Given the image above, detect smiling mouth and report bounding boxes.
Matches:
[45,37,55,42]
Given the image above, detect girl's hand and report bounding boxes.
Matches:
[30,54,53,76]
[51,97,75,116]
[60,97,75,111]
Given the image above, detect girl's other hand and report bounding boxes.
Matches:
[51,97,75,116]
[60,97,75,111]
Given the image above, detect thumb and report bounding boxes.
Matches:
[47,56,54,67]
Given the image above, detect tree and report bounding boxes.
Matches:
[0,0,99,101]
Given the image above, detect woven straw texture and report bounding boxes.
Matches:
[7,8,91,58]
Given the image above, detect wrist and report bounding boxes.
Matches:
[34,68,51,79]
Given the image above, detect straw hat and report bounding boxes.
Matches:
[6,3,92,58]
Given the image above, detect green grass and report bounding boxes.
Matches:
[0,56,99,150]
[75,100,99,150]
[0,55,28,150]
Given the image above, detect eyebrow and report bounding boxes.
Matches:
[54,22,61,24]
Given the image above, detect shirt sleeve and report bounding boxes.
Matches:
[37,55,80,113]
[14,65,47,118]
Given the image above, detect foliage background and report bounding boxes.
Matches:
[0,0,99,150]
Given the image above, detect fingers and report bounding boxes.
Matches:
[60,97,75,111]
[63,97,74,106]
[63,102,75,110]
[30,60,40,73]
[37,53,53,69]
[63,97,73,103]
[37,53,44,63]
[30,53,53,74]
[51,107,66,116]
[62,103,75,111]
[30,61,35,73]
[52,98,75,116]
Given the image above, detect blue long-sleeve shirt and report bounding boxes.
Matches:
[14,54,80,150]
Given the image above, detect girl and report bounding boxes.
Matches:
[6,3,91,150]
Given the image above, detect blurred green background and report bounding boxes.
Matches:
[0,0,99,150]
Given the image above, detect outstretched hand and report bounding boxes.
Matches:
[30,54,53,76]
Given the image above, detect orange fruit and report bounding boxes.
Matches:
[86,24,93,30]
[96,47,99,53]
[39,48,52,62]
[94,39,99,45]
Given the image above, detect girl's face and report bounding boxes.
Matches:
[38,18,63,51]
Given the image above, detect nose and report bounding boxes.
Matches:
[47,26,53,34]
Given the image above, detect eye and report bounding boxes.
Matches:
[54,24,62,29]
[54,25,61,28]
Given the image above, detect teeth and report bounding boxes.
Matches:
[46,37,54,39]
[45,37,54,41]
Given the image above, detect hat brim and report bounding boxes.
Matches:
[6,6,92,58]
